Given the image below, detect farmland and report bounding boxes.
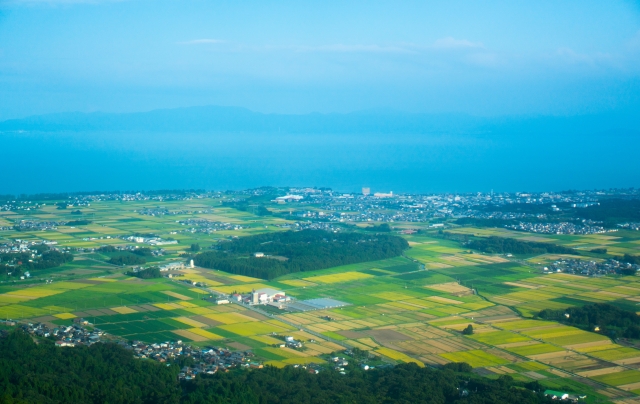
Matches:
[2,192,640,403]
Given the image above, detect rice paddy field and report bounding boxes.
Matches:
[3,197,640,403]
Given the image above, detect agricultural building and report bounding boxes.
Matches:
[251,288,286,304]
[544,390,569,400]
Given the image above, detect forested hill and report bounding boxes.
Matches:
[0,330,554,404]
[194,230,409,280]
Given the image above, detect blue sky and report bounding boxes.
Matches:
[1,0,639,119]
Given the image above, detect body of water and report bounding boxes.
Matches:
[2,130,638,194]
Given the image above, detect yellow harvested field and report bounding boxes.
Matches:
[304,271,373,284]
[203,312,258,324]
[214,283,270,294]
[161,291,192,300]
[189,288,209,294]
[153,303,183,310]
[283,357,326,365]
[428,296,464,305]
[249,335,283,345]
[53,312,76,319]
[425,282,472,294]
[571,341,615,352]
[175,317,209,328]
[89,278,117,282]
[5,288,63,298]
[184,307,216,315]
[178,268,200,274]
[172,329,208,342]
[188,328,223,340]
[579,367,626,377]
[376,347,424,366]
[111,306,138,314]
[356,338,379,348]
[305,343,334,354]
[279,279,317,287]
[266,319,295,330]
[177,301,199,308]
[0,295,32,304]
[228,275,263,283]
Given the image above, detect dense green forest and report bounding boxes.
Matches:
[194,230,408,280]
[127,266,162,279]
[182,362,553,404]
[0,330,180,403]
[467,237,576,255]
[538,303,640,339]
[0,330,555,404]
[109,254,146,266]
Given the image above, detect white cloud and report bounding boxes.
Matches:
[432,37,483,49]
[178,39,226,45]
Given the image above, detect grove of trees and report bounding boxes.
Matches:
[467,237,576,255]
[538,303,640,339]
[194,230,409,280]
[109,255,146,266]
[127,266,162,279]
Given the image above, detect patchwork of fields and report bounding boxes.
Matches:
[3,198,640,402]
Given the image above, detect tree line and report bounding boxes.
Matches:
[467,236,576,255]
[0,329,556,404]
[194,229,409,280]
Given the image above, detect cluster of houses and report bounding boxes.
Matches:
[136,207,213,216]
[274,222,342,232]
[21,320,103,347]
[544,389,586,402]
[0,200,45,212]
[546,259,640,276]
[0,239,58,254]
[120,235,179,246]
[128,340,258,379]
[14,220,66,231]
[176,219,244,234]
[619,222,640,231]
[506,221,612,235]
[330,356,349,374]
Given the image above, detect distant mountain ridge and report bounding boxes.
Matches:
[0,105,638,135]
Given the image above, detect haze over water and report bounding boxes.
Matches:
[2,126,638,195]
